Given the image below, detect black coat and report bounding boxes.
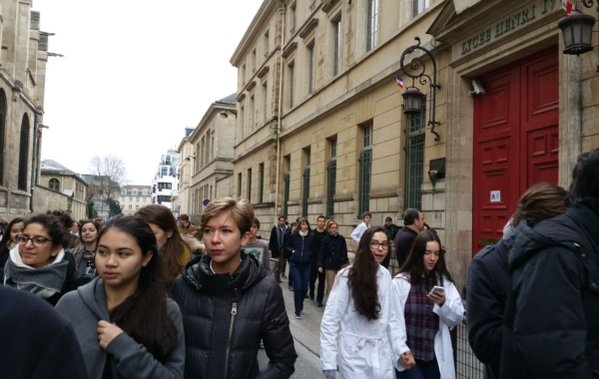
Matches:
[466,238,511,379]
[171,252,297,379]
[269,225,287,258]
[393,226,418,268]
[0,286,89,379]
[318,233,348,271]
[501,203,599,378]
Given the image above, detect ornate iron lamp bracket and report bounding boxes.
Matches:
[400,37,442,141]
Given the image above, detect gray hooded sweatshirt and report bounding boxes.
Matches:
[55,277,184,379]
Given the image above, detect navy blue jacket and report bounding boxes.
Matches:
[284,232,315,265]
[318,233,349,271]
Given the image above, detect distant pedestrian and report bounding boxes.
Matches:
[3,213,79,305]
[467,183,568,379]
[70,219,102,281]
[318,219,348,306]
[244,217,270,269]
[0,216,26,279]
[500,148,599,378]
[321,226,406,379]
[136,204,192,290]
[171,197,297,378]
[393,229,464,379]
[0,286,89,379]
[285,217,315,319]
[394,208,425,269]
[177,214,198,238]
[383,216,400,269]
[309,215,327,305]
[351,211,372,245]
[269,215,288,283]
[56,216,185,379]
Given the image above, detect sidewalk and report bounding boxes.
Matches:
[258,278,325,378]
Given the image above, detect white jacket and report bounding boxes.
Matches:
[320,265,408,379]
[391,274,464,379]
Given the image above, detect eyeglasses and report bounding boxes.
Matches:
[370,241,390,250]
[16,235,52,247]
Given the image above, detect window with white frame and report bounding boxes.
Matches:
[333,16,342,76]
[412,0,430,17]
[367,0,379,51]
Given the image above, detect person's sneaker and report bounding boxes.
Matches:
[295,314,302,319]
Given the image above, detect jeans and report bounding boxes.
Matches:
[396,358,440,379]
[289,261,311,316]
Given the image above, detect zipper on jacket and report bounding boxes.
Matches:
[223,290,239,378]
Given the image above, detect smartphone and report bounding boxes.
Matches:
[430,285,445,295]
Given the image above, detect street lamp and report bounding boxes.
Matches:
[399,37,442,141]
[558,1,599,72]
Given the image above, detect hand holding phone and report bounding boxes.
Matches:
[430,285,445,295]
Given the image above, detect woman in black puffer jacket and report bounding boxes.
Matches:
[318,220,349,301]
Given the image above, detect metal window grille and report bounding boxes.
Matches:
[283,172,290,219]
[367,0,379,51]
[247,168,252,202]
[327,159,337,217]
[406,106,425,210]
[259,163,264,203]
[359,149,372,216]
[302,166,310,217]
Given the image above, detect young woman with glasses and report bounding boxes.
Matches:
[0,217,26,279]
[320,226,407,378]
[2,213,77,305]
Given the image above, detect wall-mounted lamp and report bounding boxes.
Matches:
[558,1,599,72]
[399,37,442,141]
[184,155,196,161]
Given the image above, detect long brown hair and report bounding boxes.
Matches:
[512,183,569,226]
[399,229,454,289]
[135,205,189,288]
[348,226,386,321]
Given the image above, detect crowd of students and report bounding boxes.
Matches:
[1,147,598,379]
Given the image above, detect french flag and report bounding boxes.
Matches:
[561,0,574,15]
[396,75,405,89]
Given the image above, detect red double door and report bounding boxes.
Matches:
[472,47,559,255]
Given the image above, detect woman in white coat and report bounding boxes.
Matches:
[320,226,410,379]
[392,229,464,379]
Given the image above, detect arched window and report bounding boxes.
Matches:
[49,178,60,191]
[18,114,30,191]
[0,90,6,185]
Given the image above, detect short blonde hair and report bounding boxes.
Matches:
[199,197,255,237]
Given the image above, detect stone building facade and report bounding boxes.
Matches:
[179,0,597,289]
[118,185,152,216]
[0,1,51,220]
[176,95,236,223]
[37,159,87,220]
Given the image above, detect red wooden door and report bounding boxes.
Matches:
[473,47,559,255]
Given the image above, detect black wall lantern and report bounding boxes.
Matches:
[399,37,441,141]
[558,1,599,72]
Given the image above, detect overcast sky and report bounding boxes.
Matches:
[33,0,263,184]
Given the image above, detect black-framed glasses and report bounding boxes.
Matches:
[16,235,52,247]
[370,241,390,250]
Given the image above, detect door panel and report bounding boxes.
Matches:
[473,47,559,255]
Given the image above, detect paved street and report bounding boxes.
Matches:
[258,278,325,378]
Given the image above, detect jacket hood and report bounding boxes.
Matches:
[508,213,584,272]
[181,251,267,293]
[76,277,110,320]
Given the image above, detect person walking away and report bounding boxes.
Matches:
[177,214,198,238]
[383,216,400,269]
[393,229,464,379]
[318,220,349,307]
[0,286,89,378]
[310,215,327,304]
[3,213,78,305]
[136,204,192,290]
[285,217,315,318]
[269,216,288,283]
[170,197,297,378]
[393,209,425,268]
[500,148,599,378]
[56,216,185,378]
[321,226,409,379]
[244,217,270,269]
[351,211,372,245]
[467,183,568,379]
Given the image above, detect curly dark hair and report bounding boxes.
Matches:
[26,213,70,249]
[348,226,388,321]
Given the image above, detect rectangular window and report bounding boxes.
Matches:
[251,48,257,72]
[288,61,295,108]
[247,168,252,201]
[283,155,291,218]
[263,30,270,57]
[412,0,430,17]
[237,172,242,197]
[307,42,315,94]
[367,0,379,51]
[333,17,342,76]
[249,95,255,132]
[262,82,268,124]
[406,104,426,209]
[359,122,373,215]
[259,163,265,203]
[326,136,337,217]
[302,147,311,217]
[289,2,297,34]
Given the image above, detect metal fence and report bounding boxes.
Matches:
[455,320,485,379]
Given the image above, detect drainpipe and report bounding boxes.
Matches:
[274,1,286,222]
